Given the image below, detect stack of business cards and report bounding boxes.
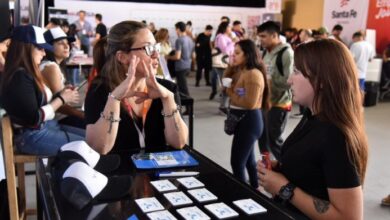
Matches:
[147,210,177,220]
[187,188,218,203]
[233,199,267,215]
[204,202,239,219]
[163,191,193,207]
[135,197,164,213]
[176,206,210,220]
[177,177,204,189]
[150,180,178,192]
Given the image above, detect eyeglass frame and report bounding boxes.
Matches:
[127,43,161,56]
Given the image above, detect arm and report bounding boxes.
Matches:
[273,49,293,90]
[166,39,181,61]
[257,162,363,220]
[85,56,141,154]
[41,64,84,119]
[41,63,64,93]
[85,93,121,154]
[161,92,188,149]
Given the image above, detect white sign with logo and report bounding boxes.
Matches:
[323,0,369,45]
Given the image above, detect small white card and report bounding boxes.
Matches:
[176,206,210,220]
[135,197,164,213]
[150,180,177,192]
[204,202,239,219]
[177,177,204,189]
[147,210,177,220]
[153,153,179,166]
[233,199,267,215]
[164,191,193,206]
[187,188,218,203]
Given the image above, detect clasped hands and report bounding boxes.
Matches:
[257,160,289,197]
[112,55,172,103]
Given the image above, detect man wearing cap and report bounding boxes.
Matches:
[0,25,84,156]
[73,10,93,55]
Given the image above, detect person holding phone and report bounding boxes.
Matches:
[257,39,368,220]
[85,21,188,154]
[0,25,84,156]
[41,27,86,129]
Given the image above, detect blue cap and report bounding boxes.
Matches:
[12,25,53,51]
[44,27,75,45]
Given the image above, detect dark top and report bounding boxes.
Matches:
[95,23,107,38]
[0,68,46,128]
[280,111,360,201]
[195,33,212,58]
[84,76,180,153]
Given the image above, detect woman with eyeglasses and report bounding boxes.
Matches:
[84,21,188,154]
[40,27,86,129]
[0,25,84,156]
[257,39,368,220]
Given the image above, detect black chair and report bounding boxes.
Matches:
[180,95,194,148]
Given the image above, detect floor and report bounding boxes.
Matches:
[1,73,390,219]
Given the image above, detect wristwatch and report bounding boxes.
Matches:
[278,182,296,202]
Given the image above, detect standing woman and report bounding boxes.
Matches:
[85,21,188,154]
[41,27,85,128]
[210,22,235,113]
[155,28,172,78]
[257,39,368,220]
[0,25,84,156]
[225,39,269,188]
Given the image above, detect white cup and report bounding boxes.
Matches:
[222,77,233,88]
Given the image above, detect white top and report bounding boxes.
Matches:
[350,41,375,79]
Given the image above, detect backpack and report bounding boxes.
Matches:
[262,46,289,76]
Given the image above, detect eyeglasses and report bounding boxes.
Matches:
[128,43,161,56]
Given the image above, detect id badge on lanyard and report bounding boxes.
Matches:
[123,98,152,149]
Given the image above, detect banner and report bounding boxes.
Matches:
[323,0,369,45]
[366,0,390,54]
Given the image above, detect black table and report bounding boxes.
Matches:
[36,147,308,220]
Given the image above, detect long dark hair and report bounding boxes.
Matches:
[295,39,368,183]
[216,22,229,35]
[236,39,270,110]
[0,40,45,94]
[93,20,146,91]
[93,36,107,75]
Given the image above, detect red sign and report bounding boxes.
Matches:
[366,0,390,54]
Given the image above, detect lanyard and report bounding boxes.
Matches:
[123,92,152,148]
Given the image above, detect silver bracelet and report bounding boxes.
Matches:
[161,105,181,118]
[108,92,121,102]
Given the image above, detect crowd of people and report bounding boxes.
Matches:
[1,10,390,219]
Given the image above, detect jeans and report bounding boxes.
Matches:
[230,108,262,188]
[14,120,85,156]
[196,57,211,84]
[258,107,289,160]
[175,69,190,96]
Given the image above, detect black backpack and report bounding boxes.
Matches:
[262,46,289,76]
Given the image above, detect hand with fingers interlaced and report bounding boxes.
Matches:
[110,55,146,100]
[257,159,289,197]
[60,88,80,104]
